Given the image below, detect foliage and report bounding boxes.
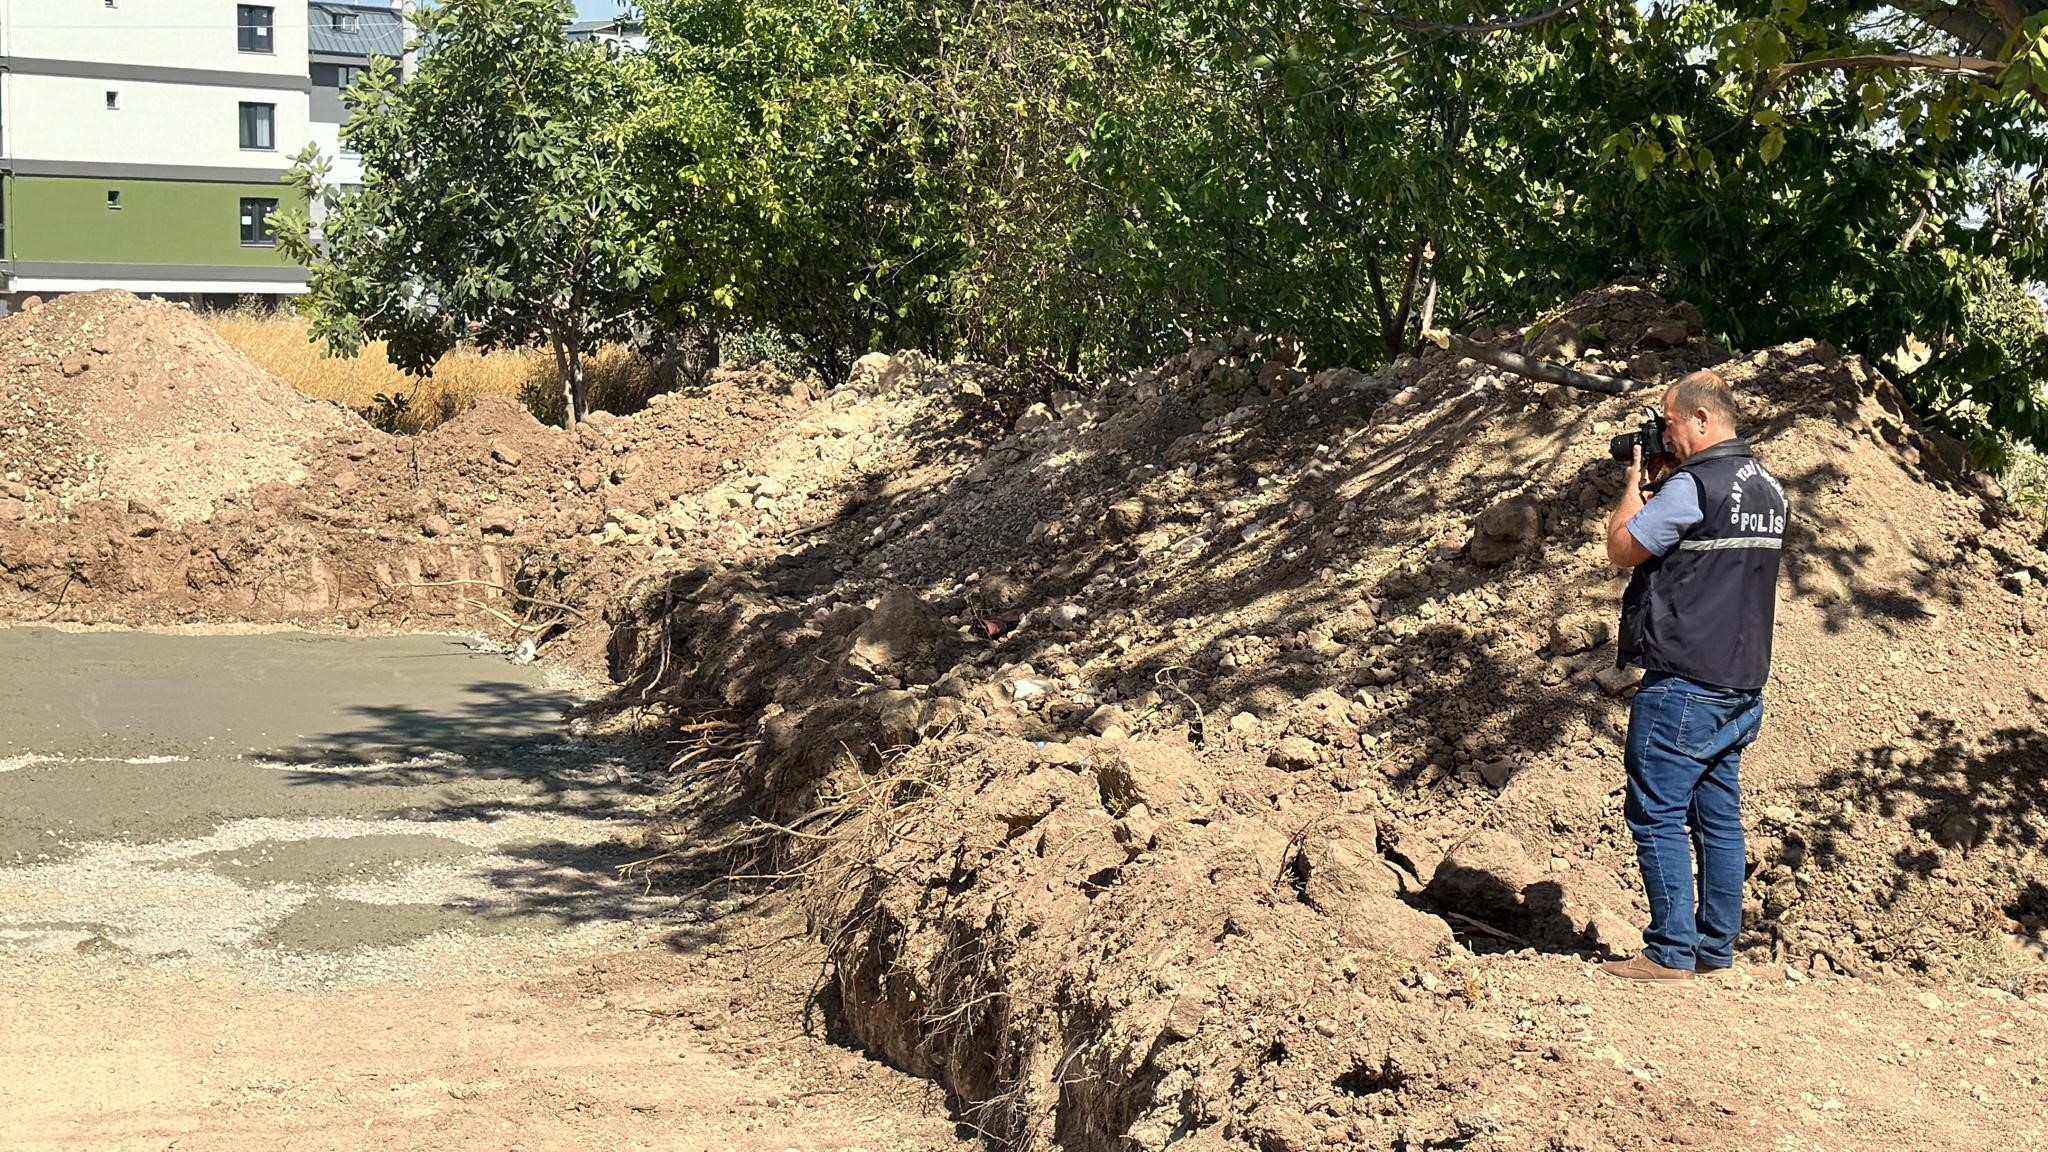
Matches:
[291,0,2048,448]
[277,0,666,425]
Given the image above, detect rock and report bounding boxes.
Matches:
[1158,988,1209,1042]
[849,587,937,672]
[1935,811,1982,850]
[575,468,602,493]
[1085,704,1127,735]
[752,477,789,499]
[1050,603,1088,629]
[421,514,453,538]
[490,442,522,468]
[1592,665,1643,695]
[60,356,91,378]
[1427,830,1538,929]
[1762,805,1799,826]
[1257,360,1306,396]
[1528,320,1581,361]
[847,351,893,388]
[1269,736,1320,771]
[1548,614,1614,657]
[478,507,520,536]
[1228,711,1259,734]
[1014,403,1055,434]
[1627,351,1666,385]
[1587,912,1644,958]
[1010,678,1055,702]
[1100,498,1148,542]
[1640,317,1690,348]
[1467,496,1541,567]
[1477,758,1517,789]
[1297,815,1392,914]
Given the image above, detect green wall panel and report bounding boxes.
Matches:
[6,177,305,268]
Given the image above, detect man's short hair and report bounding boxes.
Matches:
[1671,370,1738,429]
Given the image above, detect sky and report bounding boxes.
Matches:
[575,1,629,17]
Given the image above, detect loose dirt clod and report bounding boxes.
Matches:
[4,285,2046,1151]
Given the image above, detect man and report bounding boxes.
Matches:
[1600,369,1789,981]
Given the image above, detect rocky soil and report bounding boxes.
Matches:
[3,284,2046,1151]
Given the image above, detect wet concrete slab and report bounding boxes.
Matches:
[0,628,670,966]
[0,628,572,761]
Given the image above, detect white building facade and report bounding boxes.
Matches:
[1,1,317,298]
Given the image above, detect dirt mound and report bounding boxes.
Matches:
[611,284,2048,1148]
[0,292,358,523]
[5,283,2045,1149]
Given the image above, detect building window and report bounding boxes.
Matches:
[239,102,276,150]
[240,198,279,247]
[106,91,119,110]
[238,5,274,54]
[311,63,367,89]
[107,191,123,210]
[331,11,361,33]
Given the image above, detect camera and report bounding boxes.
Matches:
[1608,406,1670,463]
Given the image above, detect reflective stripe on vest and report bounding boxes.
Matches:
[1676,536,1783,551]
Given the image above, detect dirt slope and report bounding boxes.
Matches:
[607,285,2048,1148]
[2,286,2045,1150]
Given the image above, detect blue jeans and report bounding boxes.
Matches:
[1623,672,1762,970]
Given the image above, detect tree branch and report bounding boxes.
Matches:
[1881,2,2009,57]
[1384,0,1594,34]
[1423,330,1631,395]
[1768,51,2004,94]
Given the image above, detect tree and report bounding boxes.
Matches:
[279,0,664,425]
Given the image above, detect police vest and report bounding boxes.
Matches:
[1617,439,1788,691]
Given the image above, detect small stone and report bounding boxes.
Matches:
[1049,603,1088,629]
[1269,736,1320,771]
[1101,499,1147,542]
[421,514,453,538]
[1478,759,1516,788]
[1014,403,1054,434]
[1640,317,1690,348]
[1917,992,1944,1011]
[1084,704,1126,735]
[478,508,520,536]
[752,477,789,498]
[60,356,91,378]
[1229,711,1259,734]
[1762,805,1798,826]
[1592,665,1643,696]
[575,468,602,492]
[1010,679,1054,702]
[490,442,522,468]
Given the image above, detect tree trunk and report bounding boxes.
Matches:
[1417,269,1440,341]
[1388,240,1426,358]
[551,336,575,428]
[566,339,590,425]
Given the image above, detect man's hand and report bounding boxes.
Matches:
[1606,445,1655,569]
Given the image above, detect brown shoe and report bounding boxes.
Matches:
[1599,954,1695,981]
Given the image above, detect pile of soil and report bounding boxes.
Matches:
[606,284,2048,1148]
[0,290,821,635]
[4,286,2046,1150]
[0,292,356,523]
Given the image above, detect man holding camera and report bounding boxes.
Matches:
[1599,369,1789,981]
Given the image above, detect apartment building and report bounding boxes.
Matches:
[308,1,402,188]
[0,2,322,299]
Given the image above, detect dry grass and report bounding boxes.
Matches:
[206,308,664,433]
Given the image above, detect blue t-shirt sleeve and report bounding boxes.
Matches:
[1626,476,1704,558]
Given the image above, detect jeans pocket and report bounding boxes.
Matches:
[1677,694,1743,760]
